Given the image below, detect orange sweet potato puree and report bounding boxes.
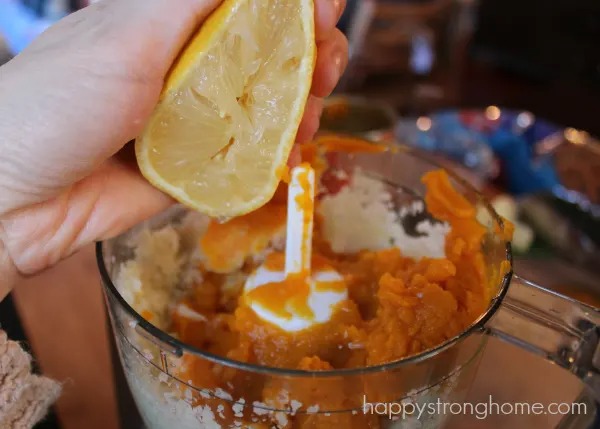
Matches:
[165,148,511,426]
[199,203,287,273]
[316,134,389,154]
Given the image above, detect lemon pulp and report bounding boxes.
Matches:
[137,0,315,217]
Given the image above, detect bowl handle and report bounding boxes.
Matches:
[485,275,600,401]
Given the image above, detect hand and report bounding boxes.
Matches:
[0,0,348,297]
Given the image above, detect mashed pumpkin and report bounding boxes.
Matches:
[163,140,511,428]
[174,169,491,368]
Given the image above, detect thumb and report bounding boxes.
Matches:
[0,0,223,215]
[27,0,224,79]
[1,160,174,276]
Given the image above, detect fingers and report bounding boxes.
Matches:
[311,28,348,98]
[291,0,347,161]
[314,0,346,41]
[296,96,325,144]
[295,3,348,152]
[78,162,175,244]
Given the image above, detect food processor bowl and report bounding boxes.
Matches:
[97,145,600,429]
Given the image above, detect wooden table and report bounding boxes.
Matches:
[12,247,118,429]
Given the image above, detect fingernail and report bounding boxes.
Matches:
[314,96,325,117]
[333,0,343,20]
[333,49,347,81]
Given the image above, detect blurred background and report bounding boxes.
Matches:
[1,0,600,428]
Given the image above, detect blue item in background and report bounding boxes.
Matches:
[395,107,595,208]
[0,0,60,54]
[487,127,560,196]
[396,112,498,181]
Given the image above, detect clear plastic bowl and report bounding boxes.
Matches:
[98,145,600,428]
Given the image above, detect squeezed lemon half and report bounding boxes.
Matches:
[136,0,316,217]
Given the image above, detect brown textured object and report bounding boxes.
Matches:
[0,331,61,429]
[341,0,458,89]
[554,140,600,206]
[360,0,452,70]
